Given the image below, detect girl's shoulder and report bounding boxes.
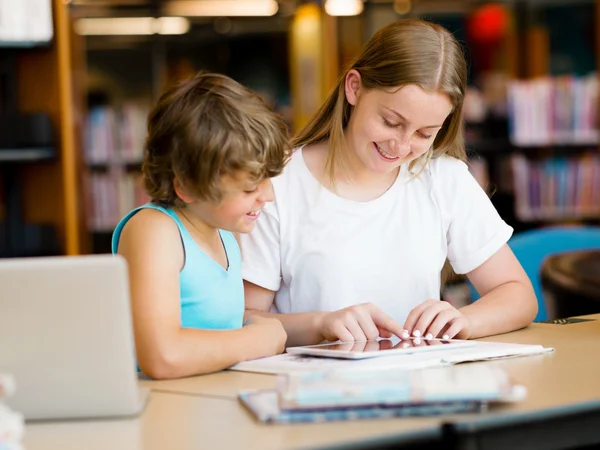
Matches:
[270,146,312,189]
[426,154,469,179]
[425,155,487,211]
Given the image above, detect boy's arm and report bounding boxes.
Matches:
[244,281,403,347]
[118,210,285,380]
[243,280,325,347]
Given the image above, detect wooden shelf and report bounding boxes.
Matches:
[87,160,143,171]
[0,41,52,48]
[10,0,87,256]
[467,139,599,157]
[0,147,55,163]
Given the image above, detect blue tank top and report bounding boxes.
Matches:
[112,203,244,331]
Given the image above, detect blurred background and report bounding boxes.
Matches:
[1,0,599,318]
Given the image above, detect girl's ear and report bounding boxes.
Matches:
[173,178,195,204]
[344,69,362,106]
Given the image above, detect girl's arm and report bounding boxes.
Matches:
[118,209,286,380]
[403,244,538,340]
[461,243,538,337]
[244,281,404,347]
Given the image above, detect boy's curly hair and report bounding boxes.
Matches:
[143,72,291,207]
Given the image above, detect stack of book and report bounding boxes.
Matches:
[0,374,24,450]
[84,103,149,166]
[239,364,526,423]
[507,75,599,147]
[512,153,600,221]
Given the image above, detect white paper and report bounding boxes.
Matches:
[230,341,554,375]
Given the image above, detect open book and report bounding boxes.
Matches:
[230,340,555,375]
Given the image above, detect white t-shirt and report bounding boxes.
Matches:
[240,148,512,324]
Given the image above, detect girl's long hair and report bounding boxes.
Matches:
[292,19,468,183]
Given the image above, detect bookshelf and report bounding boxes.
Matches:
[0,0,86,257]
[463,0,600,231]
[82,101,150,252]
[4,0,594,256]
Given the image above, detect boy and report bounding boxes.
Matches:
[113,73,290,379]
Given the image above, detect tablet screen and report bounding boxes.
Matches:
[286,337,475,359]
[310,338,454,352]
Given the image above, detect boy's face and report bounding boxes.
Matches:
[192,173,274,234]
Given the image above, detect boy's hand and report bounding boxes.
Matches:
[403,299,472,340]
[244,316,287,356]
[316,303,404,342]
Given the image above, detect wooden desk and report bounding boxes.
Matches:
[449,314,600,449]
[23,315,600,450]
[142,315,600,449]
[144,315,600,401]
[23,392,443,450]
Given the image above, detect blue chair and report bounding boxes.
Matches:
[469,226,600,321]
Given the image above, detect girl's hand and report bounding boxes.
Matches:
[403,299,472,340]
[316,303,404,342]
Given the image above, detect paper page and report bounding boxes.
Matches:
[230,340,554,375]
[230,350,445,375]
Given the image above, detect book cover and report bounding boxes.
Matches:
[239,390,484,424]
[277,364,524,411]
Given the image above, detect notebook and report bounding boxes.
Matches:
[240,390,484,423]
[240,364,525,423]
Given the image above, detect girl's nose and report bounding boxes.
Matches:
[390,136,411,157]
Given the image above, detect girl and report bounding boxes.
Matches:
[241,19,537,346]
[113,73,290,379]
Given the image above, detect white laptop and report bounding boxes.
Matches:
[0,254,149,420]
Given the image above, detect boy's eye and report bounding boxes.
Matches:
[244,188,258,194]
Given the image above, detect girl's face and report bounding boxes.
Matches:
[344,72,454,176]
[182,173,274,234]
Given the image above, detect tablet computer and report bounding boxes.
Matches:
[286,337,476,360]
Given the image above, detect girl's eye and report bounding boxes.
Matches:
[383,118,398,128]
[419,133,432,140]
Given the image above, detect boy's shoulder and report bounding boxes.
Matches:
[119,207,180,241]
[113,205,183,258]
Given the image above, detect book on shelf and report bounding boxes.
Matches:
[240,364,525,424]
[507,74,599,147]
[511,153,600,221]
[84,101,151,232]
[86,172,150,232]
[84,102,149,166]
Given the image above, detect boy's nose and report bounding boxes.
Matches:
[258,179,274,203]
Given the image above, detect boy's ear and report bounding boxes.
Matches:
[173,178,195,204]
[345,69,362,106]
